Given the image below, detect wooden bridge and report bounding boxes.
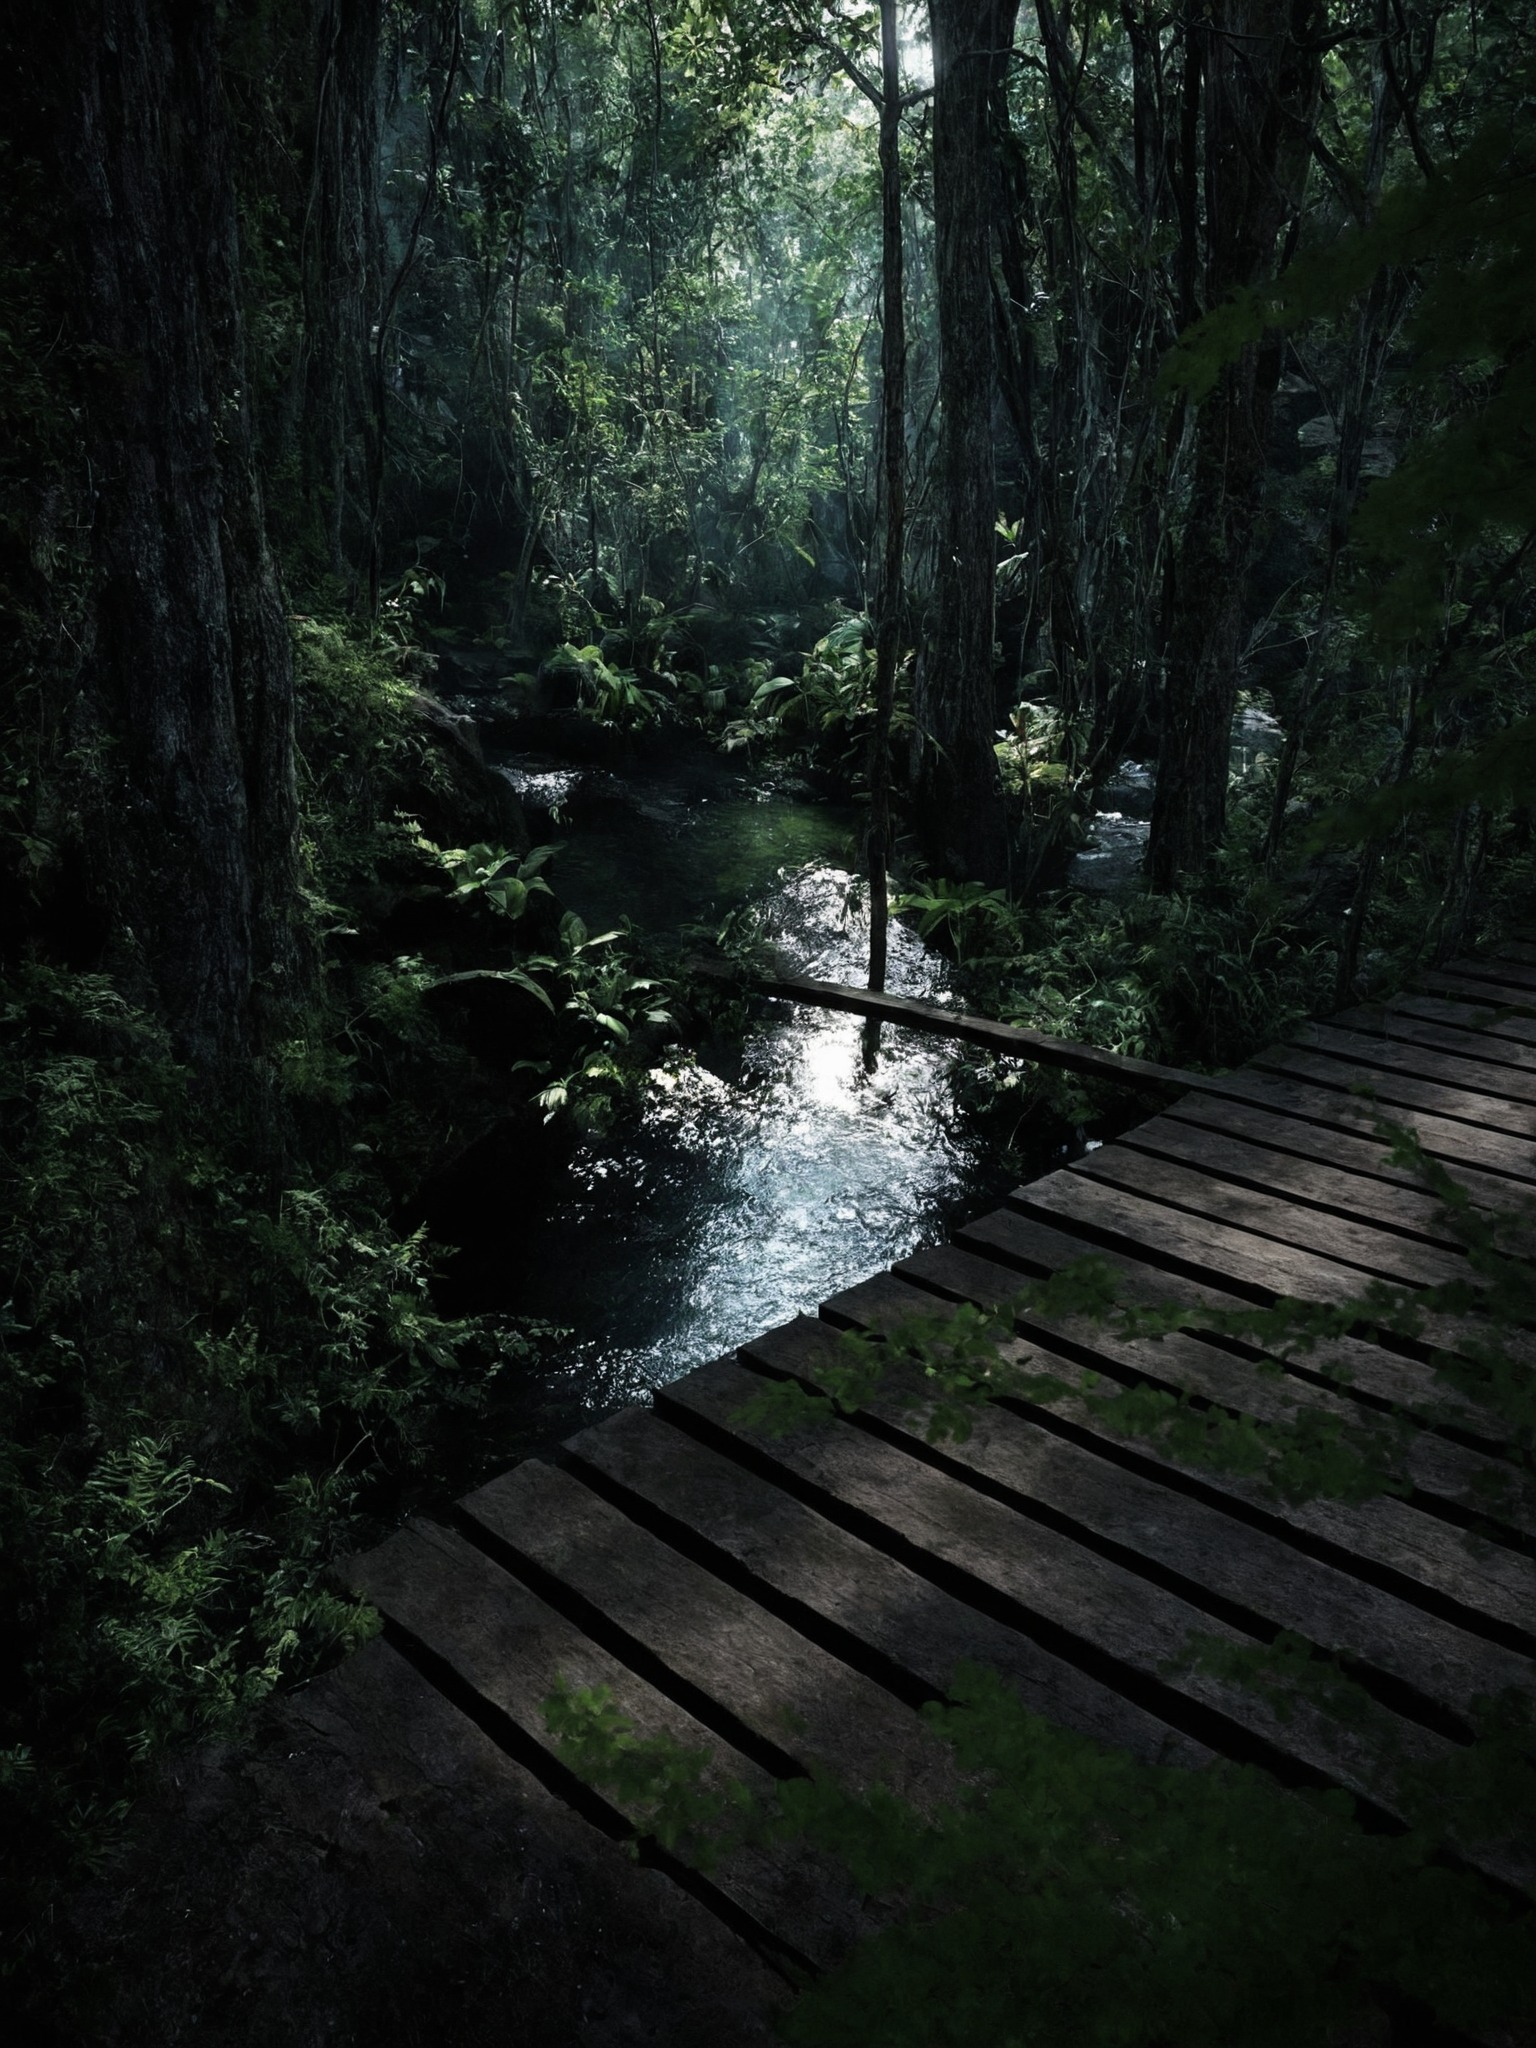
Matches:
[329,942,1536,1998]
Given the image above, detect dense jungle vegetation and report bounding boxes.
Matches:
[1,0,1534,2037]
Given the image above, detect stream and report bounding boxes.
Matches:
[449,744,1073,1463]
[442,707,1281,1470]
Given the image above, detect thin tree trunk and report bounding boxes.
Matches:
[867,0,907,996]
[1264,13,1418,861]
[912,0,1019,884]
[366,3,463,619]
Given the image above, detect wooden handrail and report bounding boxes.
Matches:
[687,957,1202,1092]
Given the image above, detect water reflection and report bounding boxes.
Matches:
[493,845,1022,1427]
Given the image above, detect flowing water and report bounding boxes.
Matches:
[456,746,1073,1456]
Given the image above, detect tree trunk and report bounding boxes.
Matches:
[867,0,907,996]
[300,0,383,578]
[1148,0,1321,888]
[912,0,1019,884]
[44,0,303,1079]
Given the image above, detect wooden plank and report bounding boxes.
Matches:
[1294,1021,1536,1109]
[337,1519,861,1964]
[85,1632,792,2047]
[1417,970,1536,1014]
[1392,993,1536,1049]
[1169,1065,1536,1186]
[1492,940,1536,967]
[564,1404,1206,1765]
[853,1251,1536,1636]
[657,1352,1473,1836]
[1163,1090,1536,1232]
[900,1231,1536,1521]
[1115,1110,1483,1250]
[1068,1141,1471,1289]
[686,956,1197,1091]
[460,1459,962,1810]
[739,1309,1536,1726]
[998,1174,1536,1373]
[1444,954,1536,994]
[1252,1042,1536,1146]
[1335,1003,1536,1077]
[298,1640,791,2042]
[962,1200,1519,1443]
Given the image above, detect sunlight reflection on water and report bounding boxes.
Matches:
[503,851,1015,1423]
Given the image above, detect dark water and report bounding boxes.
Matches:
[463,748,1073,1449]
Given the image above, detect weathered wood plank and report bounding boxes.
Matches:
[736,1312,1536,1727]
[1000,1174,1536,1372]
[1417,970,1536,1014]
[1069,1141,1471,1289]
[1251,1043,1536,1146]
[1169,1066,1536,1186]
[337,1519,860,1964]
[961,1200,1521,1445]
[1295,1021,1536,1108]
[1163,1089,1536,1230]
[460,1459,963,1809]
[658,1352,1468,1828]
[845,1253,1536,1638]
[70,1632,793,2046]
[1336,1004,1536,1077]
[1114,1111,1483,1249]
[1392,993,1536,1048]
[1444,954,1536,994]
[564,1405,1206,1765]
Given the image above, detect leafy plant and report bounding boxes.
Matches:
[436,840,559,921]
[560,642,668,729]
[511,912,675,1127]
[892,877,1016,958]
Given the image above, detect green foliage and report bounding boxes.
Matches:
[892,878,1015,958]
[0,612,570,1928]
[512,912,676,1129]
[547,1662,1534,2047]
[0,957,545,1871]
[437,840,559,921]
[1161,72,1536,874]
[1164,85,1536,644]
[724,616,892,775]
[541,1678,748,1858]
[563,642,670,730]
[942,878,1334,1083]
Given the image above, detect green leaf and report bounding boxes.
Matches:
[429,968,554,1012]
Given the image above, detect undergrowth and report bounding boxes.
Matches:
[0,615,598,1962]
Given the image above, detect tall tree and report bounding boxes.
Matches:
[911,0,1020,883]
[1148,0,1321,887]
[22,0,303,1080]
